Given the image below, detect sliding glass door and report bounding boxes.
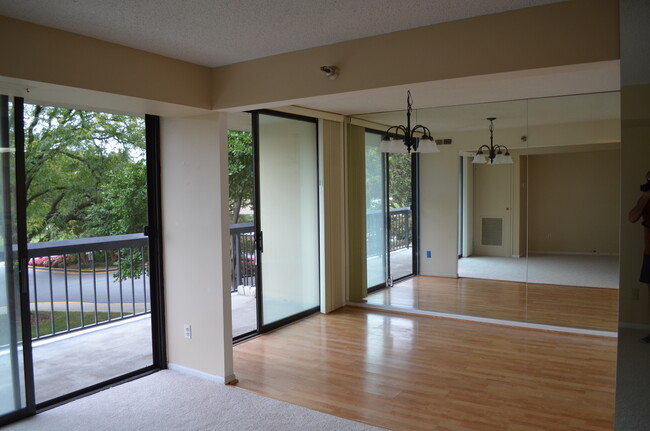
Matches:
[254,112,320,330]
[365,131,417,292]
[0,95,32,423]
[2,97,165,424]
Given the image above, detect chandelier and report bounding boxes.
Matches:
[472,117,513,164]
[379,91,439,153]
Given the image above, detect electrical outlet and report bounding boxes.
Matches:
[426,250,431,258]
[184,324,192,339]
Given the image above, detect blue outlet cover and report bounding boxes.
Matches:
[426,250,431,258]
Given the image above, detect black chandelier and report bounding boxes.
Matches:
[379,91,439,153]
[472,117,513,165]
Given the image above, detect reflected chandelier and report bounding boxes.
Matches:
[379,91,439,153]
[472,117,513,165]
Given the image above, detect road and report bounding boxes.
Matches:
[24,267,149,310]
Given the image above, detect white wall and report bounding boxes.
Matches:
[161,113,234,383]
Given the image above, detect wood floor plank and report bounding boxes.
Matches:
[365,276,618,331]
[233,307,616,431]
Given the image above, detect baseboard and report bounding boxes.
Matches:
[167,363,237,385]
[529,251,620,257]
[619,322,650,331]
[419,272,458,278]
[348,302,618,338]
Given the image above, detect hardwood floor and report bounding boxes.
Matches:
[364,276,618,332]
[233,307,616,431]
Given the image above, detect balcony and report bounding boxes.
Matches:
[1,227,257,404]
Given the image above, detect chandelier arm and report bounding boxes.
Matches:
[384,125,404,137]
[475,144,491,153]
[418,125,434,138]
[493,144,510,152]
[395,125,408,136]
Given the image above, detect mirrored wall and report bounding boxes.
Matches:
[354,91,620,333]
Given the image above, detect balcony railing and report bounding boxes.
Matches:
[27,234,150,340]
[230,222,256,293]
[366,207,412,257]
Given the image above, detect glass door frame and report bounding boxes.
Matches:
[0,95,35,426]
[1,101,167,425]
[251,110,321,334]
[365,129,420,293]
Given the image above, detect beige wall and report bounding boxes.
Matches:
[346,124,367,300]
[320,120,347,312]
[527,150,621,254]
[161,113,234,382]
[0,16,212,110]
[211,0,619,110]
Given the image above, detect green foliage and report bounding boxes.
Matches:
[24,104,147,242]
[24,104,148,281]
[228,130,253,223]
[86,161,148,237]
[387,153,412,209]
[365,145,413,211]
[31,311,130,339]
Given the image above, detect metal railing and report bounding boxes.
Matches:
[27,234,150,340]
[366,207,412,257]
[230,222,256,293]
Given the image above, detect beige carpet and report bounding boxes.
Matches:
[5,370,386,431]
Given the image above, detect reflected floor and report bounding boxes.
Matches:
[364,276,618,331]
[458,254,619,288]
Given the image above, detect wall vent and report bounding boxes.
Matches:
[481,218,503,246]
[435,138,452,145]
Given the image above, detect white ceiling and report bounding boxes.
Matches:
[0,0,564,68]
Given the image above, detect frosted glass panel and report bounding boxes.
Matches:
[365,132,387,288]
[258,114,319,326]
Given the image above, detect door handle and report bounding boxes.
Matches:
[257,231,263,253]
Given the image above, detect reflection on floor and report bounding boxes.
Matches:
[233,307,617,431]
[457,254,619,288]
[365,276,618,331]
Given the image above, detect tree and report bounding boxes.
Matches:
[228,130,253,224]
[24,104,146,242]
[387,153,413,209]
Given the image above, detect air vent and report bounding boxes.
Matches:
[435,138,452,145]
[481,218,503,246]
